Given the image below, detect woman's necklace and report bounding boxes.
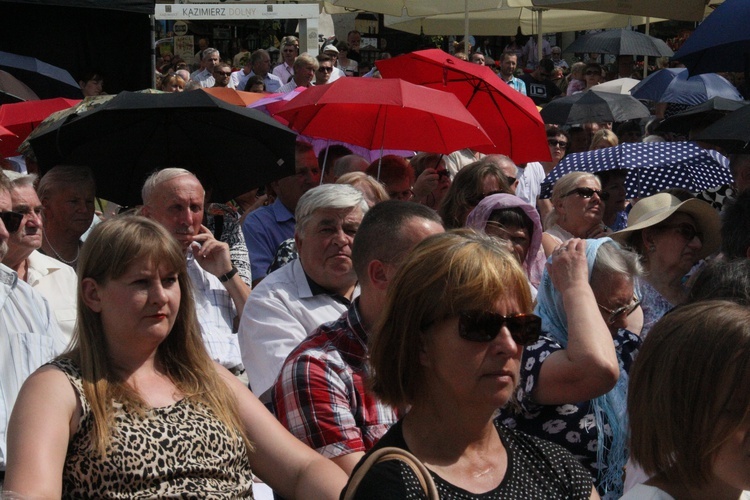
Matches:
[44,230,79,265]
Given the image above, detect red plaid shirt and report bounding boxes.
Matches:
[272,300,398,458]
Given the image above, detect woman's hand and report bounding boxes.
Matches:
[547,239,589,292]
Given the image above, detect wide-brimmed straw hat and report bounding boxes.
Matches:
[611,192,720,259]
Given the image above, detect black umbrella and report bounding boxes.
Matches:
[0,51,81,99]
[540,91,650,125]
[563,29,674,57]
[693,104,750,153]
[656,97,749,135]
[29,91,298,207]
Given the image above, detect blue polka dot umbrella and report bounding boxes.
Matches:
[539,141,733,199]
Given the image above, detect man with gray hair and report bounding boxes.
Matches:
[0,173,67,478]
[239,184,367,403]
[272,200,443,473]
[482,155,520,194]
[277,53,318,94]
[191,48,221,88]
[1,172,77,341]
[141,168,247,372]
[332,154,369,181]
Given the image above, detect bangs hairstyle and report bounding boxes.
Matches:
[68,216,251,456]
[628,300,750,487]
[369,229,532,408]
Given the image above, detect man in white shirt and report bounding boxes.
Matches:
[321,45,346,83]
[231,49,282,92]
[141,168,248,372]
[0,174,67,476]
[239,184,367,403]
[191,48,220,88]
[277,53,317,94]
[273,36,298,84]
[1,172,77,341]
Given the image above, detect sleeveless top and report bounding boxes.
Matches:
[52,358,254,498]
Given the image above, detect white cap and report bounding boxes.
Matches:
[322,45,339,54]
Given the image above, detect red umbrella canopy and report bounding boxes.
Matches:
[275,77,493,154]
[376,49,550,164]
[0,97,80,156]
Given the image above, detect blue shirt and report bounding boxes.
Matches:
[503,75,528,96]
[242,198,295,281]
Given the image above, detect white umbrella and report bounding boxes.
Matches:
[509,0,709,22]
[590,78,641,95]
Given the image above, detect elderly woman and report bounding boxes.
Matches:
[343,230,597,499]
[465,193,546,292]
[410,152,452,211]
[612,192,720,337]
[501,238,643,499]
[4,216,347,498]
[542,172,611,256]
[623,301,750,500]
[439,159,511,229]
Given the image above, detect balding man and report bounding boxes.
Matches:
[272,200,443,473]
[141,168,247,372]
[239,184,367,403]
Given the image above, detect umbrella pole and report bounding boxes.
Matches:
[464,0,470,55]
[320,139,330,185]
[643,19,650,79]
[537,10,543,68]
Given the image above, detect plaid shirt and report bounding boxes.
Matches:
[272,299,398,458]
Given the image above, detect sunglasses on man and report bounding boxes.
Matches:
[0,211,23,233]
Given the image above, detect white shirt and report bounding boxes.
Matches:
[272,61,294,84]
[26,250,78,343]
[277,80,301,94]
[0,263,68,470]
[516,161,546,207]
[186,254,242,371]
[238,258,359,400]
[444,149,485,179]
[191,69,215,88]
[230,69,250,90]
[328,67,346,83]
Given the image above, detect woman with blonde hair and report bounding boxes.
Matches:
[542,171,611,256]
[589,129,618,150]
[624,301,750,499]
[4,216,347,498]
[344,230,597,499]
[336,171,389,207]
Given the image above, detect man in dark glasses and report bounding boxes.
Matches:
[211,62,233,88]
[272,200,444,474]
[314,54,334,86]
[1,172,78,341]
[0,173,68,480]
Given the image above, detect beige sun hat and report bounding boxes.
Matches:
[611,192,721,259]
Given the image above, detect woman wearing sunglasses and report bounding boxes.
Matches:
[501,237,643,499]
[542,172,611,257]
[343,230,597,499]
[612,192,720,338]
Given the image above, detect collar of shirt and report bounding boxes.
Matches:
[304,271,354,307]
[271,197,295,223]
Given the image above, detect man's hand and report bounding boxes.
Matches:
[191,224,234,278]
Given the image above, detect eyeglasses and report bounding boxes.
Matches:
[660,222,703,243]
[214,71,231,76]
[317,66,333,73]
[0,210,23,233]
[562,187,610,201]
[597,295,641,325]
[505,176,517,185]
[548,139,568,148]
[458,311,542,345]
[585,70,600,76]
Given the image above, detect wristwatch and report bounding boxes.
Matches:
[218,266,238,283]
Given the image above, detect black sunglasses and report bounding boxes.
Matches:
[548,139,568,148]
[458,311,542,345]
[317,67,333,73]
[562,187,610,201]
[0,210,23,233]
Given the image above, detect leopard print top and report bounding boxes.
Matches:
[52,358,254,498]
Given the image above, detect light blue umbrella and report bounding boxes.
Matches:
[630,68,743,105]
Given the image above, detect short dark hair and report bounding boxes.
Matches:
[244,75,265,92]
[317,144,352,171]
[687,258,750,305]
[538,58,554,73]
[352,200,442,279]
[316,53,332,65]
[722,190,750,259]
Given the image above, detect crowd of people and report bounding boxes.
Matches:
[1,35,750,500]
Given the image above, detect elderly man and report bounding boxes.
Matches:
[232,49,282,93]
[277,53,317,94]
[242,141,320,285]
[37,166,96,270]
[1,172,77,341]
[239,184,367,403]
[273,35,299,83]
[498,52,527,96]
[192,48,221,88]
[0,173,67,478]
[272,200,443,473]
[141,168,247,372]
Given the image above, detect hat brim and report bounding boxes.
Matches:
[611,198,720,260]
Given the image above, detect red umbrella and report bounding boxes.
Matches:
[375,49,550,164]
[0,97,80,156]
[275,77,493,154]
